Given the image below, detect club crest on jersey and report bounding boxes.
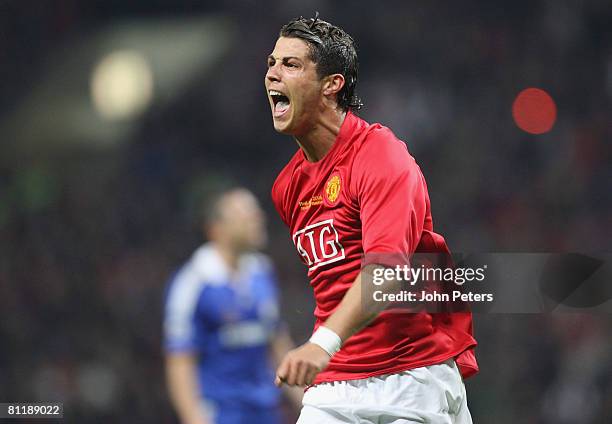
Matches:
[292,219,346,271]
[324,173,342,206]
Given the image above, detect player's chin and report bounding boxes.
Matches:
[270,106,294,133]
[241,233,266,251]
[251,235,267,250]
[272,117,293,135]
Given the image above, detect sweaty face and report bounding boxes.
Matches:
[265,37,323,135]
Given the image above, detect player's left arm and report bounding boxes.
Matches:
[275,133,426,387]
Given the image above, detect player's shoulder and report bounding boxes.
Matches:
[240,252,274,274]
[168,243,228,294]
[359,120,410,156]
[164,258,205,312]
[271,149,303,224]
[271,149,302,197]
[352,118,415,169]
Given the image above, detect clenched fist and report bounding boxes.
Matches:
[274,342,331,387]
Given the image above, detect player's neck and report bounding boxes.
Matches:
[214,242,240,271]
[295,109,346,162]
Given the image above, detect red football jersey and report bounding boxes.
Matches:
[271,111,478,384]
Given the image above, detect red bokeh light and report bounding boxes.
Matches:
[512,88,557,135]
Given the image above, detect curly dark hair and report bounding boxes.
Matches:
[280,13,363,112]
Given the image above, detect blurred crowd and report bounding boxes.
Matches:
[1,0,611,423]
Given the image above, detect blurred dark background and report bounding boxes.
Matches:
[1,0,611,423]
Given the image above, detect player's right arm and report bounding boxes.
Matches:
[269,325,305,408]
[163,269,211,424]
[165,353,211,424]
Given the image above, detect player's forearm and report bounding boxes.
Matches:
[323,264,396,342]
[165,354,208,424]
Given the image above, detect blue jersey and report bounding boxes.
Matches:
[164,244,281,421]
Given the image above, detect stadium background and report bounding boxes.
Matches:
[1,0,611,422]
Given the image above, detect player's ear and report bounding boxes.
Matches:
[322,74,345,97]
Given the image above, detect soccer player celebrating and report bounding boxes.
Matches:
[266,15,478,423]
[164,188,301,424]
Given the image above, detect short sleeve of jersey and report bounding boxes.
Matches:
[351,128,427,257]
[163,268,204,353]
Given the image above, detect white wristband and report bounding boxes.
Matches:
[309,326,342,357]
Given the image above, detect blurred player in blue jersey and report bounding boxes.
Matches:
[164,187,301,424]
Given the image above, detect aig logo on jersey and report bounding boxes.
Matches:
[292,219,346,271]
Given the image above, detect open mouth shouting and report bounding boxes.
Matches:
[269,89,291,118]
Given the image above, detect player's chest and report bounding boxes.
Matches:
[198,282,278,349]
[199,279,275,326]
[287,166,361,271]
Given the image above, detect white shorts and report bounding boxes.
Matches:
[297,359,472,424]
